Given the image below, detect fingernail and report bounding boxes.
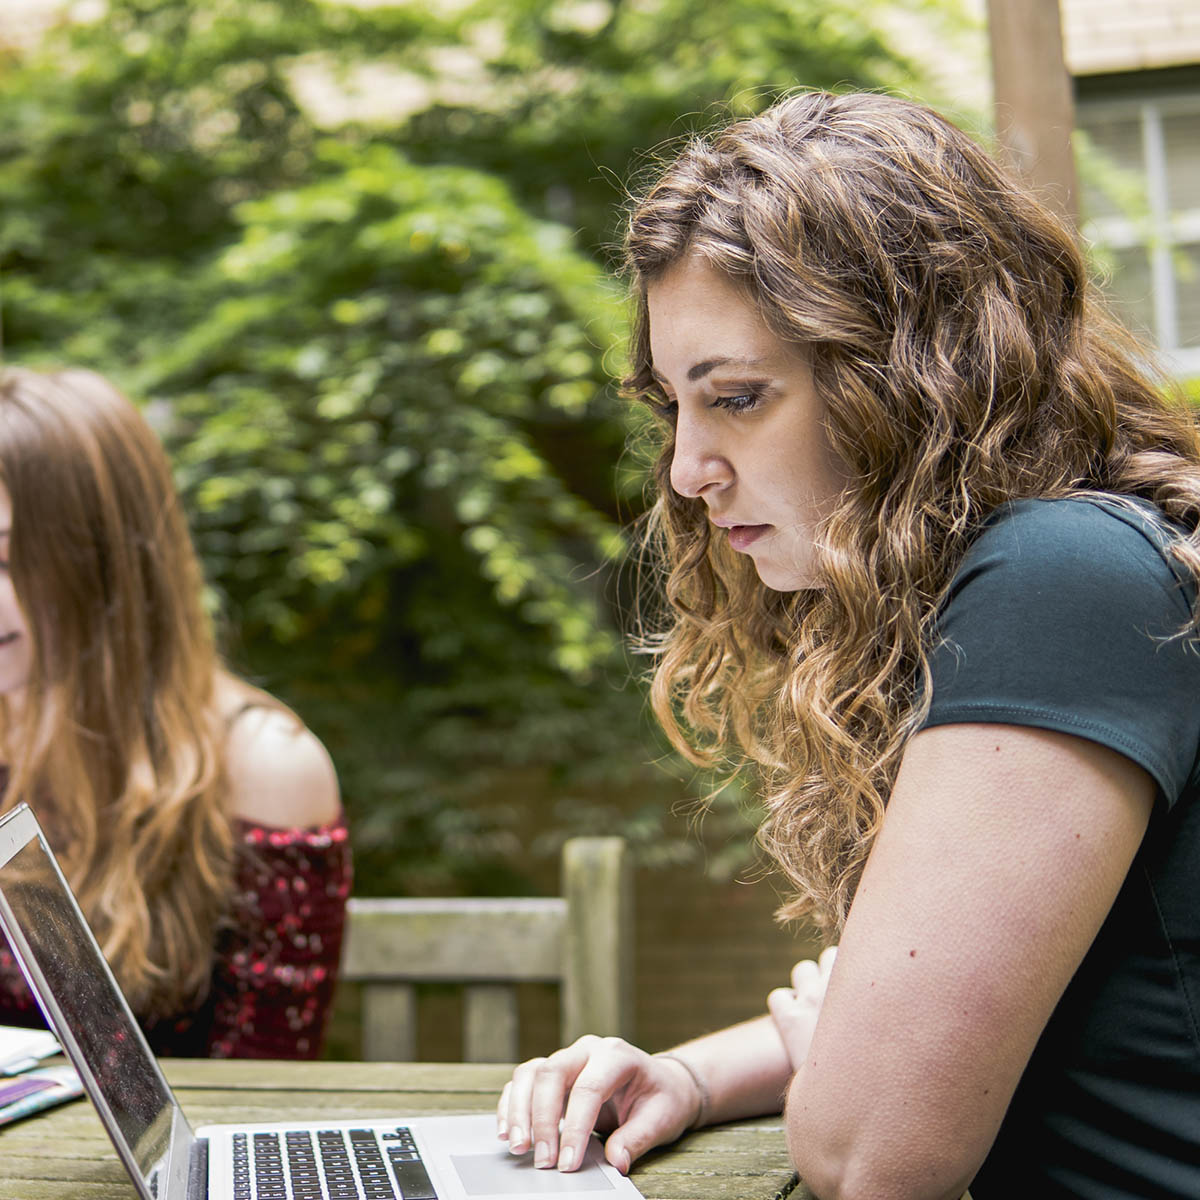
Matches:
[497,1117,507,1138]
[557,1145,576,1172]
[508,1126,525,1153]
[615,1148,631,1174]
[534,1141,552,1168]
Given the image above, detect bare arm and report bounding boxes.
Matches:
[785,723,1154,1200]
[658,1012,796,1126]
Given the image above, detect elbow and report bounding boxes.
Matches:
[790,1157,973,1200]
[786,1113,976,1200]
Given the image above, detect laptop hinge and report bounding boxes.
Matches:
[187,1136,209,1200]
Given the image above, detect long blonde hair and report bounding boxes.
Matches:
[0,366,235,1017]
[625,92,1200,934]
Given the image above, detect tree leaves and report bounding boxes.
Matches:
[0,0,934,891]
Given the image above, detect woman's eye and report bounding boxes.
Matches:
[647,395,678,419]
[713,391,762,413]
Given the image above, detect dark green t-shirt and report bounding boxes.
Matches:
[920,497,1200,1198]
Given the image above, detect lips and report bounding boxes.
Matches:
[724,524,771,552]
[709,517,773,554]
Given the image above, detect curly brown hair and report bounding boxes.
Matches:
[624,91,1200,934]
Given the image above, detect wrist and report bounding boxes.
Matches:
[655,1051,712,1130]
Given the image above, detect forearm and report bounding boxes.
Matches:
[658,1014,794,1126]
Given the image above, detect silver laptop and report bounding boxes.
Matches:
[0,803,641,1200]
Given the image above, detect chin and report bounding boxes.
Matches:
[755,566,820,592]
[747,533,823,591]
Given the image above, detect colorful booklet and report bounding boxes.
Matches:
[0,1025,83,1127]
[0,1064,84,1126]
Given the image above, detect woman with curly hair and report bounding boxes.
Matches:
[497,92,1200,1198]
[0,365,351,1058]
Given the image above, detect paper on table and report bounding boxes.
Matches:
[0,1024,61,1074]
[0,1064,83,1127]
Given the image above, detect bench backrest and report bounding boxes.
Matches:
[339,836,632,1061]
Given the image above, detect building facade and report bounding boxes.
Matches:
[1063,0,1200,376]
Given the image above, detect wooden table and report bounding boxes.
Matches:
[0,1060,806,1200]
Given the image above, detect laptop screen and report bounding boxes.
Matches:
[0,805,188,1199]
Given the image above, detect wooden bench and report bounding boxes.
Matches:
[339,836,632,1062]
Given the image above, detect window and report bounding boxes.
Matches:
[1077,83,1200,378]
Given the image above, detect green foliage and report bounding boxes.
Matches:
[153,140,625,666]
[0,0,935,894]
[341,0,930,255]
[0,0,449,363]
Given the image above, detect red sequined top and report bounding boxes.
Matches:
[0,816,353,1059]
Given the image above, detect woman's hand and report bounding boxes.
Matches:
[766,945,837,1069]
[497,1035,703,1174]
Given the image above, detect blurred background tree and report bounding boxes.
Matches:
[345,0,937,258]
[0,0,945,895]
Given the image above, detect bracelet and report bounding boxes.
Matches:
[656,1052,711,1130]
[772,1172,802,1200]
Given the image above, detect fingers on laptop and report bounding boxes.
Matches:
[497,1035,667,1174]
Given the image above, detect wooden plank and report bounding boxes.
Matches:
[0,1159,132,1184]
[361,981,416,1061]
[172,1091,498,1115]
[162,1058,513,1092]
[341,898,566,981]
[0,1186,135,1200]
[633,1177,803,1200]
[463,983,519,1062]
[563,837,633,1041]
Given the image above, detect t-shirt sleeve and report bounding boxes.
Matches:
[920,500,1200,807]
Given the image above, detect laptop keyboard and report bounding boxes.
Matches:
[231,1127,438,1200]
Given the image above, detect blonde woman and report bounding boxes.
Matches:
[498,92,1200,1197]
[0,366,350,1058]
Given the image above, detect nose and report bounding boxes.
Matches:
[669,410,733,500]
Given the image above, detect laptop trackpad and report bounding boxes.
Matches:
[450,1149,615,1194]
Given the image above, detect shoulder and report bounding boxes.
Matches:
[218,682,341,830]
[926,498,1200,804]
[949,497,1193,622]
[968,496,1177,565]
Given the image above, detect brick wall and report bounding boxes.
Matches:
[633,863,824,1052]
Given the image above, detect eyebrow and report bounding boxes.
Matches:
[651,356,772,384]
